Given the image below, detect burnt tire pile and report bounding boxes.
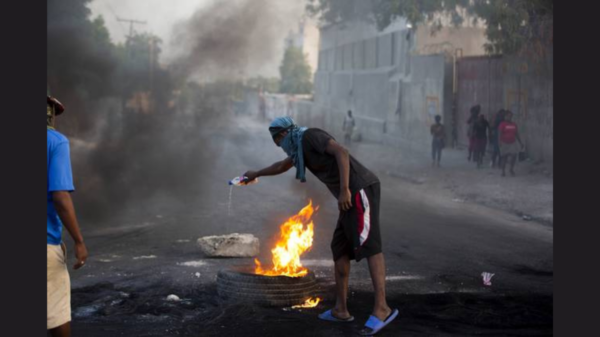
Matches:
[217,267,318,307]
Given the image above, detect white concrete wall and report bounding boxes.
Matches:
[310,18,483,148]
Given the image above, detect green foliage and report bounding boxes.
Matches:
[47,0,118,97]
[279,47,313,95]
[307,0,553,56]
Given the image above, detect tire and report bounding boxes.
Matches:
[217,266,318,307]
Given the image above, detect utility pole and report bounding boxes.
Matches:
[148,36,158,114]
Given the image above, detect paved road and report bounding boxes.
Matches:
[70,116,553,336]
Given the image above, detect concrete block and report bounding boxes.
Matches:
[197,233,260,258]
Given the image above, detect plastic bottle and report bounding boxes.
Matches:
[228,176,258,186]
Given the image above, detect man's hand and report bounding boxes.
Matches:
[73,241,88,270]
[243,170,259,182]
[338,188,352,212]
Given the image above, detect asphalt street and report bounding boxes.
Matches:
[69,116,553,336]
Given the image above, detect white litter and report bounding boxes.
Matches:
[194,272,201,278]
[166,294,180,302]
[481,272,495,286]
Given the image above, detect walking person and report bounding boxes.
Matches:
[243,117,398,335]
[498,110,524,177]
[47,95,89,337]
[466,105,481,161]
[430,115,445,167]
[343,110,356,145]
[472,114,490,168]
[490,109,506,168]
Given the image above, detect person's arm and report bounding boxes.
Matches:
[516,127,524,148]
[53,191,88,270]
[244,157,294,181]
[325,139,352,212]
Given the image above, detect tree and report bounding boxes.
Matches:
[47,0,118,98]
[307,0,553,57]
[279,47,313,94]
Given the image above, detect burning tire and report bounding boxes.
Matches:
[217,266,318,307]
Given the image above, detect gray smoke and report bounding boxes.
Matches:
[168,0,305,82]
[51,0,307,227]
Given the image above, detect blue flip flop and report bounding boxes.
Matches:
[318,309,355,322]
[359,309,399,335]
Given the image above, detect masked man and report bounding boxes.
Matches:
[244,117,398,335]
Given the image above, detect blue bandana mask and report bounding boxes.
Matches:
[269,117,308,182]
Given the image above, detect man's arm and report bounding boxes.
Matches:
[325,139,352,212]
[53,191,88,270]
[244,157,294,181]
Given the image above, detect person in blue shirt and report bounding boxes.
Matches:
[47,95,88,337]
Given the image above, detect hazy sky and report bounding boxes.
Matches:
[89,0,209,46]
[88,0,307,77]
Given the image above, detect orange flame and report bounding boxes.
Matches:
[291,297,321,309]
[255,200,318,277]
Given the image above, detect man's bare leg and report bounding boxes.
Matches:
[49,322,70,337]
[366,253,392,321]
[333,255,352,319]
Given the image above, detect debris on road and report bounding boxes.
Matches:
[482,272,495,286]
[133,255,157,260]
[178,260,207,267]
[166,294,180,302]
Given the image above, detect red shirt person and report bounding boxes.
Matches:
[498,111,524,177]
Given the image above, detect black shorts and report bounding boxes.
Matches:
[331,183,382,262]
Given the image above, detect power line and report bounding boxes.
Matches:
[116,17,147,38]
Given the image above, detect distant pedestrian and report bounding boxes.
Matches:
[467,105,481,161]
[498,110,524,177]
[259,90,267,122]
[343,110,356,145]
[490,109,506,168]
[430,115,445,167]
[472,114,490,168]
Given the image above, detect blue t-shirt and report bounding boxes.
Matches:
[47,129,75,245]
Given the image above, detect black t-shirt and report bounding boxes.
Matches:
[301,128,379,198]
[474,120,489,139]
